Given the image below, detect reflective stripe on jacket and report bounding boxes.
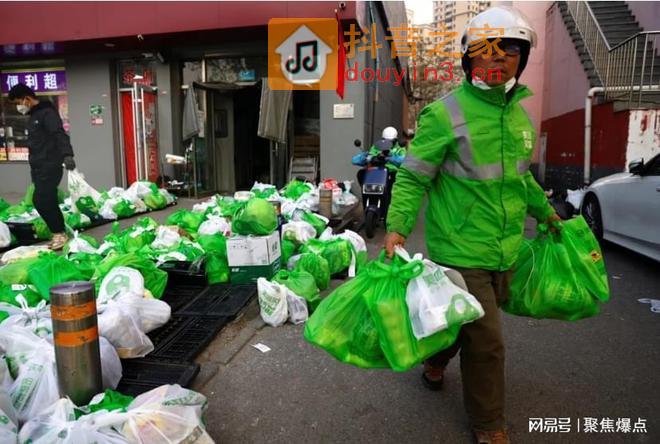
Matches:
[387,80,554,271]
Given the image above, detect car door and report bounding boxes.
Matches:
[608,154,660,250]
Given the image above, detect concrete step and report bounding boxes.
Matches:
[592,10,635,20]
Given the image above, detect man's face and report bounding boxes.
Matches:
[470,39,522,86]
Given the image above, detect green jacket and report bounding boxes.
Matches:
[387,80,554,271]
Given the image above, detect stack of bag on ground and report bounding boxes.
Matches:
[0,381,213,443]
[0,170,176,246]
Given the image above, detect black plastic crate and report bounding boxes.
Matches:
[149,315,231,362]
[6,222,38,242]
[177,284,256,318]
[159,261,207,286]
[161,283,207,313]
[116,359,200,396]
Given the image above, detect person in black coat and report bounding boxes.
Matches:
[9,83,76,250]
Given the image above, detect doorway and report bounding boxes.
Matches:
[120,85,160,185]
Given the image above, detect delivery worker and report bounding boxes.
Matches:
[384,7,560,444]
[9,83,75,250]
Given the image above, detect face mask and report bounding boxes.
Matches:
[16,103,30,115]
[472,77,517,93]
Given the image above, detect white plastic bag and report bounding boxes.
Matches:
[122,384,212,444]
[151,226,181,249]
[197,215,231,236]
[121,294,171,334]
[98,301,154,359]
[159,188,176,205]
[286,289,309,325]
[99,199,119,220]
[67,169,102,207]
[192,199,217,214]
[0,222,10,249]
[282,221,317,245]
[65,231,98,255]
[397,248,484,340]
[126,181,155,199]
[98,267,145,304]
[0,390,18,443]
[99,337,122,390]
[1,245,49,264]
[319,228,365,277]
[18,397,129,444]
[566,188,587,210]
[257,278,288,327]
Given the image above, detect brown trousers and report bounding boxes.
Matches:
[426,267,512,431]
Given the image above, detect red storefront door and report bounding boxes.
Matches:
[120,85,159,185]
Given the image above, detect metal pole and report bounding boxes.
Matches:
[638,34,649,108]
[50,281,102,406]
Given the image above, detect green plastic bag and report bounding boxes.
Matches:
[22,184,35,206]
[273,270,321,312]
[0,311,8,323]
[27,252,87,300]
[504,219,607,321]
[231,198,277,236]
[301,238,353,275]
[67,253,104,281]
[112,199,136,218]
[281,180,313,200]
[198,234,229,284]
[75,196,100,218]
[0,257,40,285]
[143,191,168,210]
[93,253,168,298]
[166,209,206,234]
[281,239,297,268]
[118,229,156,254]
[87,389,134,414]
[0,198,9,214]
[65,212,92,230]
[364,254,461,372]
[298,210,328,236]
[32,218,53,240]
[215,196,244,217]
[251,185,277,200]
[293,253,330,291]
[0,283,42,307]
[304,264,389,369]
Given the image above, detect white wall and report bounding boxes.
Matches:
[627,1,660,33]
[627,109,660,166]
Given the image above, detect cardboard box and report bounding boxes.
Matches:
[227,232,281,284]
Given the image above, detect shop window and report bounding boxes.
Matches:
[205,57,266,84]
[0,65,68,162]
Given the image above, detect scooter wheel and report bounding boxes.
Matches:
[365,210,377,239]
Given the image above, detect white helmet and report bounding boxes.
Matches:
[382,126,398,141]
[460,6,537,55]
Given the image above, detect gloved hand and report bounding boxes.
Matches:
[63,156,76,170]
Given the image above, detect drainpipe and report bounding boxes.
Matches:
[584,85,660,185]
[584,87,604,185]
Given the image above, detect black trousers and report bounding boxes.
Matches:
[30,165,65,233]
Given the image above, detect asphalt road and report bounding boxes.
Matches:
[199,215,660,444]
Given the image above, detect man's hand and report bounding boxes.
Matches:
[384,232,406,258]
[546,212,562,233]
[63,156,76,171]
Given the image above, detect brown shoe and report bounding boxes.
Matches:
[473,429,510,444]
[421,362,445,391]
[48,232,68,251]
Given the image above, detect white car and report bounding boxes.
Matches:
[581,153,660,262]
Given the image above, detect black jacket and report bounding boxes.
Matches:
[27,101,74,169]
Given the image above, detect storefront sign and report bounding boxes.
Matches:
[1,68,66,94]
[119,61,157,88]
[239,69,256,82]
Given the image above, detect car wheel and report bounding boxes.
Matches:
[581,194,603,241]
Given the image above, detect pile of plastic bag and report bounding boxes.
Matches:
[6,384,212,443]
[504,216,610,321]
[304,248,485,372]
